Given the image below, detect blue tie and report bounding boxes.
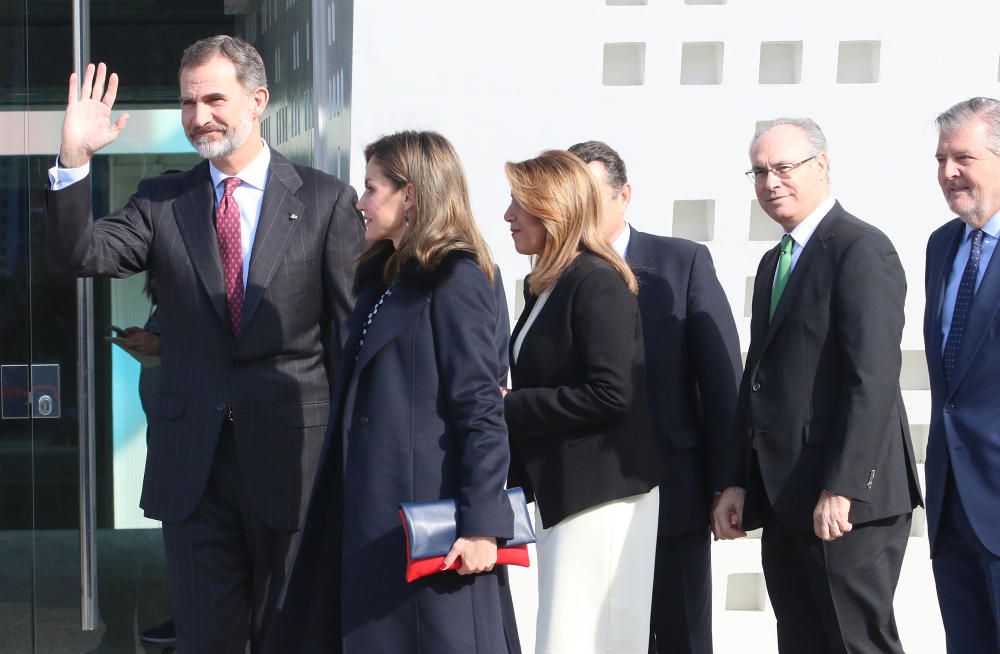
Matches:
[942,229,984,382]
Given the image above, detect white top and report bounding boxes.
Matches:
[48,141,272,289]
[512,288,553,365]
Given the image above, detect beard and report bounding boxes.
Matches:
[187,107,254,161]
[947,189,994,228]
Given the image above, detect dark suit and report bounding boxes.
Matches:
[505,252,662,528]
[924,218,1000,653]
[626,228,741,654]
[44,150,365,652]
[274,252,516,653]
[730,203,922,653]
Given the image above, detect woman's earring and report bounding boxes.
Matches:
[404,209,410,224]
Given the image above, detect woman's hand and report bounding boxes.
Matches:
[442,536,498,575]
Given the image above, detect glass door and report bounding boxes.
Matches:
[1,1,225,651]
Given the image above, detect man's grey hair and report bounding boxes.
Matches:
[749,117,828,158]
[179,35,268,92]
[936,97,1000,157]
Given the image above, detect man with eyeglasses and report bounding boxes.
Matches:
[712,118,922,653]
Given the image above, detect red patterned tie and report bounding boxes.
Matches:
[216,177,244,337]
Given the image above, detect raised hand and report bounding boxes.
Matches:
[60,63,130,168]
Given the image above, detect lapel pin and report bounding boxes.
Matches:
[289,212,299,221]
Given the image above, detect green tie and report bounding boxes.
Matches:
[769,235,794,321]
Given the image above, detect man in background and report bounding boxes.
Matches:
[569,140,741,654]
[924,97,1000,653]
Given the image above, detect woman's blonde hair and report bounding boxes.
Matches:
[358,131,494,283]
[505,150,637,295]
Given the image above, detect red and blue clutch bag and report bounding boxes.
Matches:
[398,487,536,583]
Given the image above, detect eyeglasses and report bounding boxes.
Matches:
[745,156,817,184]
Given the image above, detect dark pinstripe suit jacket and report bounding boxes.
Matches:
[45,150,366,530]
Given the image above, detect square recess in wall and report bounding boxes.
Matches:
[604,42,646,86]
[749,200,783,241]
[759,41,802,84]
[900,350,930,390]
[681,42,724,85]
[837,40,880,83]
[725,573,767,611]
[672,200,715,241]
[910,424,929,464]
[744,276,755,317]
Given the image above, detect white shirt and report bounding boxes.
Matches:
[48,142,272,289]
[774,195,836,285]
[208,145,271,288]
[513,288,552,365]
[611,222,631,259]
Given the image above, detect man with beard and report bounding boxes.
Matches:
[44,36,365,653]
[924,97,1000,653]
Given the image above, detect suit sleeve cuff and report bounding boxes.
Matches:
[48,159,90,190]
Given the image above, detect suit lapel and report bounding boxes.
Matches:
[624,226,652,269]
[751,246,780,352]
[510,280,538,370]
[173,161,229,328]
[759,206,839,354]
[353,281,428,372]
[948,231,1000,392]
[241,152,306,334]
[924,220,964,381]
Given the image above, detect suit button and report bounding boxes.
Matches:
[751,382,761,392]
[945,403,955,413]
[359,416,370,426]
[215,403,227,413]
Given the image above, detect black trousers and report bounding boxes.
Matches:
[760,501,910,654]
[649,529,713,654]
[162,422,300,654]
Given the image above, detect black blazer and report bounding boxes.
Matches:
[731,203,922,532]
[505,252,662,528]
[44,151,366,530]
[627,228,742,536]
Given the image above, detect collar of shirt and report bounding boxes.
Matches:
[612,222,631,258]
[963,208,1000,242]
[209,140,271,196]
[785,194,836,253]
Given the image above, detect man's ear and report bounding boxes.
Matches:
[618,182,632,210]
[815,153,830,181]
[251,87,269,119]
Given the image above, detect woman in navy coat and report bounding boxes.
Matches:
[273,131,517,653]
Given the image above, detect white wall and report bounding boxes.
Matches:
[348,1,1000,650]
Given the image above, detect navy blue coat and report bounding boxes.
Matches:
[627,228,742,536]
[924,219,1000,557]
[273,251,517,653]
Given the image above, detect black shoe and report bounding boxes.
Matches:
[140,619,176,644]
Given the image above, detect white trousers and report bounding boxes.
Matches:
[534,487,660,654]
